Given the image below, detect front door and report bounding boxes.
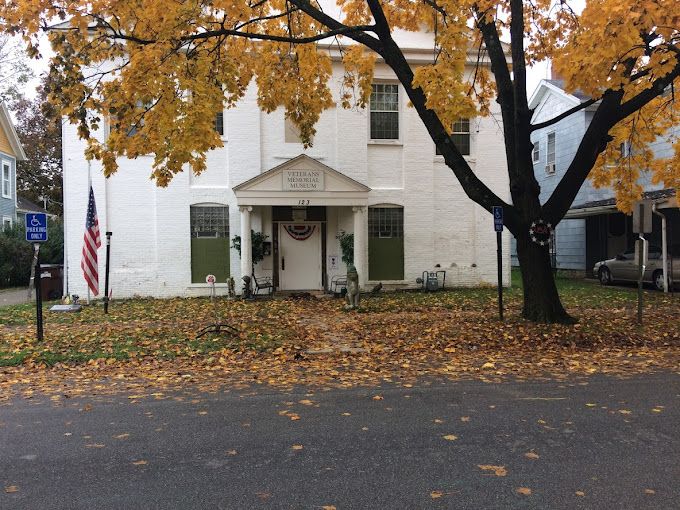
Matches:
[279,223,322,290]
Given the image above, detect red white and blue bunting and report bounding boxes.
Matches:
[285,224,316,241]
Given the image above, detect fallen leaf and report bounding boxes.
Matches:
[575,491,585,497]
[291,444,304,450]
[341,412,351,416]
[478,465,507,477]
[226,450,238,456]
[85,443,106,448]
[443,434,458,441]
[524,452,539,460]
[585,403,597,407]
[198,410,208,415]
[430,491,443,499]
[372,395,383,401]
[114,433,130,440]
[322,506,337,510]
[644,489,655,494]
[83,403,93,411]
[132,460,147,466]
[289,413,300,421]
[460,416,470,422]
[434,419,444,424]
[516,487,532,495]
[4,486,18,493]
[298,399,314,406]
[618,409,632,415]
[481,362,496,369]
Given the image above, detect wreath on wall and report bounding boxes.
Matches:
[285,224,316,241]
[529,219,553,246]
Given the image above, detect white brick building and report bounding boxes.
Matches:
[62,42,511,298]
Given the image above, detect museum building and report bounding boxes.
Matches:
[62,42,511,298]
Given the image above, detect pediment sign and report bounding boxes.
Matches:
[233,154,370,194]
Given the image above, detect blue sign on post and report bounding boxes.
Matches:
[25,213,48,242]
[493,206,503,232]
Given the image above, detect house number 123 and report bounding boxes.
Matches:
[298,199,310,205]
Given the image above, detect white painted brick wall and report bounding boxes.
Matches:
[63,59,510,298]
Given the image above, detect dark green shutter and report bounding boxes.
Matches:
[368,237,404,280]
[191,238,230,283]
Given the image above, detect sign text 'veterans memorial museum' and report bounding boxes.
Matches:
[283,169,324,191]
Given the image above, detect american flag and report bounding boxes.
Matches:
[81,185,101,295]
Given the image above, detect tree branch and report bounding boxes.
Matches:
[615,58,680,122]
[287,0,383,53]
[530,97,598,132]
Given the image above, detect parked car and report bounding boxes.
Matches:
[593,245,679,290]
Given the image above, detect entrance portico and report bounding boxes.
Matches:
[233,155,371,291]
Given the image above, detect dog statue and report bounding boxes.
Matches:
[345,266,360,309]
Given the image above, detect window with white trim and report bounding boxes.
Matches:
[436,118,471,156]
[545,132,556,174]
[215,111,224,136]
[532,140,540,163]
[2,216,11,230]
[370,83,399,140]
[1,161,10,198]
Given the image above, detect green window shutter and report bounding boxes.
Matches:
[368,237,404,280]
[191,238,230,283]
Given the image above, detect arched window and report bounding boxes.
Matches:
[190,204,230,283]
[368,205,404,280]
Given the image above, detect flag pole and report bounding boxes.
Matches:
[86,161,91,305]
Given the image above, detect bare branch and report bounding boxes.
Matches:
[530,97,598,132]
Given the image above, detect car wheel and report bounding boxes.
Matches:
[599,267,611,285]
[653,270,666,291]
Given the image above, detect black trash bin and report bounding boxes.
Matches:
[39,264,64,300]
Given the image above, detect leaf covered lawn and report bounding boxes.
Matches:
[1,276,679,400]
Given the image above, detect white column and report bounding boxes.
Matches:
[352,206,367,289]
[240,206,253,285]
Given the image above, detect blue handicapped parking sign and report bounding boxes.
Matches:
[25,213,48,242]
[492,206,503,232]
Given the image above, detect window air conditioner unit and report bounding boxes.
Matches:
[545,163,556,174]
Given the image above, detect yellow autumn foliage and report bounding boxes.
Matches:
[0,0,677,212]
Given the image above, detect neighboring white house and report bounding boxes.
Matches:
[62,34,511,298]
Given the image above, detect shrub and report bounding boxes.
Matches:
[0,218,63,288]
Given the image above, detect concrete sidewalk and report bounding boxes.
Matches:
[0,287,30,307]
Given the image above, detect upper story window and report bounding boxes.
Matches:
[370,83,399,140]
[436,118,471,156]
[546,132,556,174]
[1,161,10,198]
[190,205,229,238]
[215,111,224,136]
[532,141,540,163]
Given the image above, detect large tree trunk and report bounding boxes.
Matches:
[515,234,573,323]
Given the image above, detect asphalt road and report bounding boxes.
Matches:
[1,373,679,509]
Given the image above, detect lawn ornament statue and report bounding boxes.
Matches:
[242,275,253,300]
[345,266,360,309]
[227,276,235,298]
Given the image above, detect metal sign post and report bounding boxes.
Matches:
[25,213,48,341]
[633,201,652,325]
[493,206,504,321]
[104,232,112,314]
